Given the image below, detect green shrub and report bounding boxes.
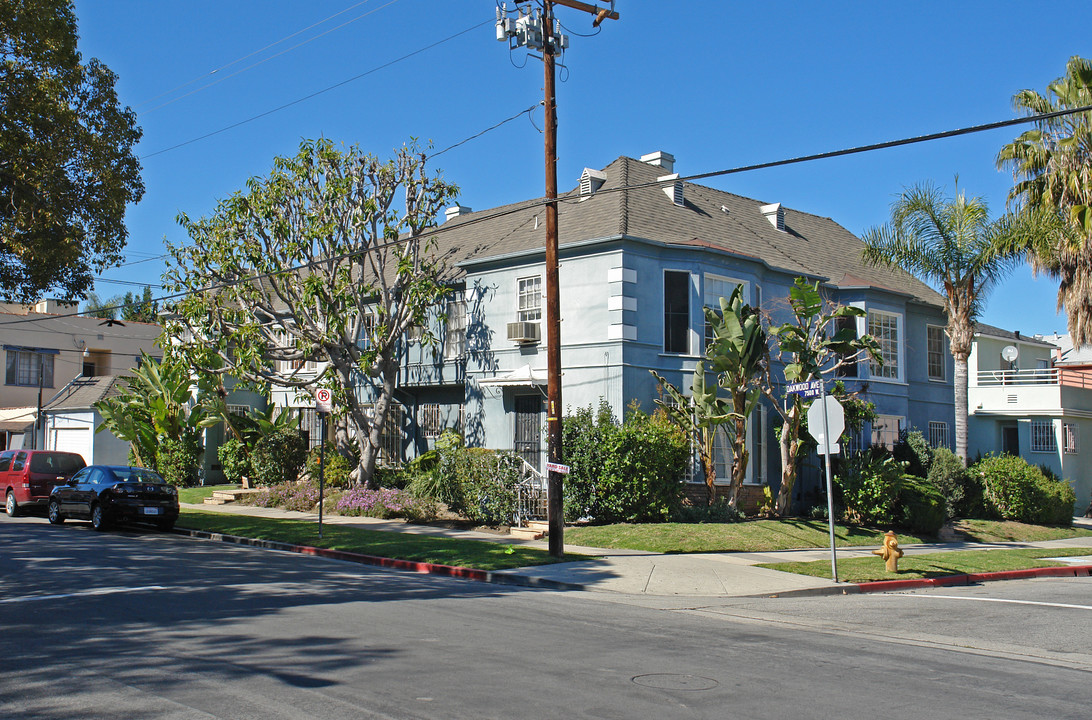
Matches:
[251,428,307,486]
[155,434,202,487]
[893,429,933,477]
[305,443,352,488]
[972,454,1076,525]
[669,498,743,523]
[218,437,251,483]
[562,401,690,524]
[898,476,946,535]
[836,449,903,526]
[927,447,971,519]
[438,445,522,526]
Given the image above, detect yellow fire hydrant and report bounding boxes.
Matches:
[872,531,904,572]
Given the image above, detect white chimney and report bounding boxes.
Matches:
[444,204,473,223]
[760,202,785,231]
[640,151,675,173]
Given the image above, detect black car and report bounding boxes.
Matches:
[48,466,179,531]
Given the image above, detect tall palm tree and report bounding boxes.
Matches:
[996,55,1092,346]
[861,182,1018,463]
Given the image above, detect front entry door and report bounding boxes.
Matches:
[1002,425,1019,456]
[514,395,542,470]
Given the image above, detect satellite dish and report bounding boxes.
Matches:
[1001,345,1019,363]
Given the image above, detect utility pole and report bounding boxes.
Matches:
[497,1,618,558]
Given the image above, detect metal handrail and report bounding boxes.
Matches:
[514,456,547,527]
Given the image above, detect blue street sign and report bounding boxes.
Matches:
[786,379,823,399]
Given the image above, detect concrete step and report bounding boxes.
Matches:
[524,521,550,533]
[203,498,230,505]
[509,526,545,540]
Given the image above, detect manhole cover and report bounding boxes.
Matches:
[632,674,719,691]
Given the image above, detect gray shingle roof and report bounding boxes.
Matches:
[427,155,947,308]
[44,376,122,411]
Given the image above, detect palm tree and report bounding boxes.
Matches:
[862,182,1018,463]
[996,55,1092,346]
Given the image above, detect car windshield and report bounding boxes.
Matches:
[30,453,86,474]
[111,467,165,484]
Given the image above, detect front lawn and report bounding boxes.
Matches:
[950,518,1092,543]
[759,546,1092,583]
[177,509,574,571]
[564,519,934,553]
[178,484,240,504]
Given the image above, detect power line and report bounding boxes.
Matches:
[6,104,1090,329]
[141,0,404,115]
[134,0,384,111]
[139,19,492,161]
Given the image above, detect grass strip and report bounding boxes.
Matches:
[178,485,240,504]
[178,509,572,572]
[759,547,1092,583]
[951,518,1092,543]
[565,519,934,553]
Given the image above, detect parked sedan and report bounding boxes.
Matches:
[48,466,179,531]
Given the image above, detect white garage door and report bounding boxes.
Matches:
[50,428,91,463]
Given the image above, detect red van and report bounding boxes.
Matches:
[1,450,87,517]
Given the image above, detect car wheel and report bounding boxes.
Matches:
[5,491,18,518]
[48,499,65,524]
[156,519,175,532]
[90,503,108,531]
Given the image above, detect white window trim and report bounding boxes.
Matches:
[926,324,946,382]
[443,300,467,360]
[517,275,542,324]
[663,269,696,356]
[871,414,904,449]
[1064,422,1079,454]
[866,308,904,383]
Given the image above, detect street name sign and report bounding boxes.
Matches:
[786,379,823,399]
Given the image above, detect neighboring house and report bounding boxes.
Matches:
[40,376,131,465]
[967,324,1091,514]
[370,151,954,512]
[0,299,162,452]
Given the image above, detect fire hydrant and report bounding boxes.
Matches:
[872,531,904,572]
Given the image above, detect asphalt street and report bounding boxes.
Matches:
[1,515,1089,719]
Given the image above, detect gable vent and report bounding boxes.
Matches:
[760,202,785,231]
[658,173,684,207]
[580,168,606,199]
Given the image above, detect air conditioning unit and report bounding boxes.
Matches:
[507,321,541,343]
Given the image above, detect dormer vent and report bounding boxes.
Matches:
[444,204,472,223]
[760,202,785,231]
[640,150,675,173]
[579,167,606,199]
[658,173,684,207]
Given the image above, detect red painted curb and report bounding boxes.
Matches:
[291,543,492,582]
[857,564,1092,593]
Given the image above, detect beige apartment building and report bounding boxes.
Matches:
[0,299,161,452]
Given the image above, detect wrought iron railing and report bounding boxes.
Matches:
[514,457,547,527]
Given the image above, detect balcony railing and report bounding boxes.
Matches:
[975,368,1092,390]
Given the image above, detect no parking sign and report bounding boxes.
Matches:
[315,388,332,413]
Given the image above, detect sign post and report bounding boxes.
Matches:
[315,389,333,539]
[798,381,845,583]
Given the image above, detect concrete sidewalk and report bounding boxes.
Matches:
[180,503,1092,598]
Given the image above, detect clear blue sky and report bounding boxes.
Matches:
[72,0,1089,337]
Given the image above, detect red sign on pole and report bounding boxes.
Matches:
[315,388,332,413]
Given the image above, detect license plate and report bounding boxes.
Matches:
[142,507,161,515]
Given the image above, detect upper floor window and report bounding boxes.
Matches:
[703,274,746,350]
[868,310,900,380]
[927,325,946,381]
[517,276,541,323]
[664,270,690,354]
[5,348,54,387]
[1031,419,1056,453]
[444,301,467,359]
[834,315,859,378]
